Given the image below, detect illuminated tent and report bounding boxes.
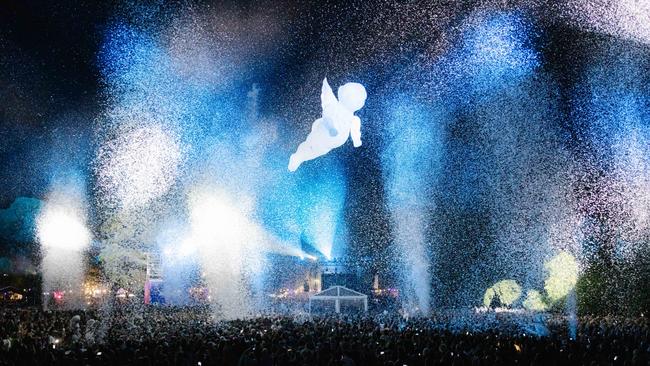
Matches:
[309,285,368,314]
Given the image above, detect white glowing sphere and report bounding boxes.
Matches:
[483,279,522,307]
[544,251,579,303]
[37,206,91,251]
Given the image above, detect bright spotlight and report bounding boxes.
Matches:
[163,247,174,257]
[178,240,197,257]
[483,279,522,307]
[187,188,265,318]
[544,251,579,303]
[189,190,248,251]
[37,205,91,251]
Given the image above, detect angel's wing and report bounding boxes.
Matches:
[320,78,338,112]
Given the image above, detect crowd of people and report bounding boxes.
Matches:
[0,305,648,365]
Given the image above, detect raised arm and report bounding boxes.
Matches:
[350,116,362,147]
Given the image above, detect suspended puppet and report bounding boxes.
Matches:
[288,78,367,172]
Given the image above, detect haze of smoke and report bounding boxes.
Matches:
[557,0,650,45]
[381,98,445,313]
[574,44,650,261]
[378,11,585,308]
[187,187,264,319]
[76,1,650,321]
[37,182,90,310]
[96,122,182,212]
[94,2,313,319]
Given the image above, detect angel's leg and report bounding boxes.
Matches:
[289,120,331,171]
[289,140,330,171]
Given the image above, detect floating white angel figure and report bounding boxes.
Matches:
[288,78,367,172]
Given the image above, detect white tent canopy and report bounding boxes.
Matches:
[309,285,368,313]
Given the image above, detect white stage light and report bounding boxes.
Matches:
[178,239,197,257]
[37,205,91,251]
[189,190,248,251]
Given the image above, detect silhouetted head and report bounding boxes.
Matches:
[337,82,367,112]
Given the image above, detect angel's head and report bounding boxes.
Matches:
[337,82,367,112]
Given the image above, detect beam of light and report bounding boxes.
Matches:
[403,12,542,308]
[95,13,319,301]
[381,96,443,314]
[544,251,579,303]
[188,188,308,259]
[304,210,336,260]
[95,20,188,297]
[297,159,347,260]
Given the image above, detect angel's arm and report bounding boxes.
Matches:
[350,116,362,147]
